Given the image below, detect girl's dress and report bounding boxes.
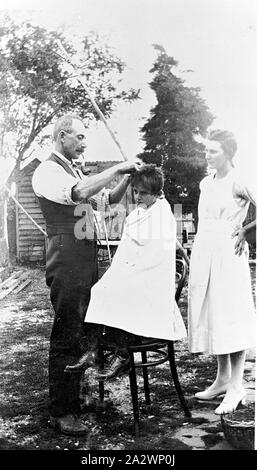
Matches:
[188,169,256,354]
[85,197,187,341]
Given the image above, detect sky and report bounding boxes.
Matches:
[1,0,257,177]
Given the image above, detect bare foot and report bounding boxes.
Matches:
[214,386,246,415]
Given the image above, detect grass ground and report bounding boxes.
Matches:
[0,263,255,451]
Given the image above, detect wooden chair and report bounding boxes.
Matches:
[98,257,191,435]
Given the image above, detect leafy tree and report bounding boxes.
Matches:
[139,44,214,223]
[0,15,139,180]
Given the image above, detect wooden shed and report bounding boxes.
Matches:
[8,158,47,263]
[7,159,133,264]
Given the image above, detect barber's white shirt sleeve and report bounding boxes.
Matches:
[32,160,111,208]
[32,161,81,205]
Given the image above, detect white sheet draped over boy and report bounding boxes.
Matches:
[85,197,187,341]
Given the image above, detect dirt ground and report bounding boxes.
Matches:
[0,263,255,452]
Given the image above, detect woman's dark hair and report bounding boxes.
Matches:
[131,163,164,195]
[208,129,237,160]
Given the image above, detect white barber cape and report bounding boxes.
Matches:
[85,197,187,341]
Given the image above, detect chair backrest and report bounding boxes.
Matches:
[175,258,188,303]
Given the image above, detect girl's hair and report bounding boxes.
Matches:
[131,163,164,195]
[208,129,237,159]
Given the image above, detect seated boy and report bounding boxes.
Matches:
[65,164,186,379]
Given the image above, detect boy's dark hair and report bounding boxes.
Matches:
[208,129,237,160]
[131,163,164,195]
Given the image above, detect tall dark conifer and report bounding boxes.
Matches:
[140,45,214,221]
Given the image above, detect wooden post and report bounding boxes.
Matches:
[0,190,10,267]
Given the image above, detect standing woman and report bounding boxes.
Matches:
[188,129,256,415]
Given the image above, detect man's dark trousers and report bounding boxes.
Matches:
[46,233,98,418]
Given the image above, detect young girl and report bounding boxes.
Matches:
[188,129,256,415]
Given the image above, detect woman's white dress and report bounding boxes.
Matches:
[188,168,256,354]
[85,197,187,341]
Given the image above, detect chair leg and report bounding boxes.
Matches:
[141,351,151,405]
[128,351,140,436]
[167,341,191,418]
